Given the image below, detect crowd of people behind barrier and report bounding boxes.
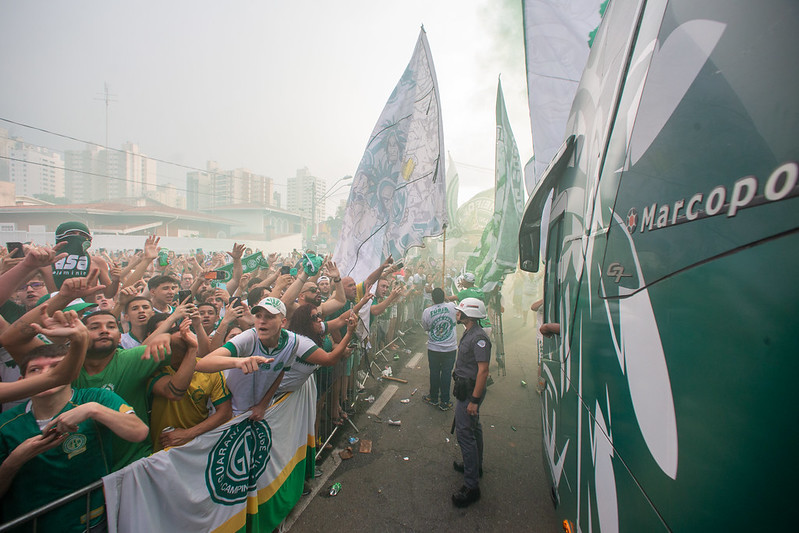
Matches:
[0,222,455,532]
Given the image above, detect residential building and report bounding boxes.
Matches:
[287,167,326,233]
[187,161,273,210]
[64,143,157,203]
[4,140,65,199]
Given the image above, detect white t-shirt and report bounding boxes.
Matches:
[222,328,317,415]
[119,332,143,350]
[421,302,458,352]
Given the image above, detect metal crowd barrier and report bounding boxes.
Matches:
[0,480,103,533]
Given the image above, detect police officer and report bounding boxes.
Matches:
[451,297,491,507]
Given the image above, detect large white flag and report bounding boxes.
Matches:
[523,0,605,185]
[103,379,316,533]
[334,28,447,282]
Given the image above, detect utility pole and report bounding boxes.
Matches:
[94,82,117,148]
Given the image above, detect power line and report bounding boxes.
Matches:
[0,116,229,177]
[0,118,285,205]
[0,131,208,193]
[0,154,274,206]
[0,117,303,208]
[452,159,494,174]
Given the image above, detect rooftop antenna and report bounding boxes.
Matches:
[94,82,117,148]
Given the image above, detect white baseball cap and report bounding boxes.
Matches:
[251,297,286,316]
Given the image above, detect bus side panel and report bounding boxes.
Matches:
[644,233,799,530]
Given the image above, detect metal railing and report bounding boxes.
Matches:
[0,480,103,533]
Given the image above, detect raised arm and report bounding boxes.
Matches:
[150,320,198,401]
[0,243,65,306]
[0,267,106,359]
[189,307,211,357]
[268,273,294,298]
[306,312,357,367]
[208,303,245,352]
[111,285,141,320]
[224,243,246,296]
[142,301,195,343]
[44,400,149,443]
[364,255,393,290]
[89,255,118,299]
[122,236,159,290]
[371,287,402,316]
[258,265,280,291]
[195,346,272,374]
[0,311,88,404]
[319,261,345,316]
[117,251,142,285]
[280,269,308,309]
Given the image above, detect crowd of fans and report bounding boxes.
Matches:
[0,222,441,532]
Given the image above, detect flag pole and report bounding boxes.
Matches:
[441,225,447,289]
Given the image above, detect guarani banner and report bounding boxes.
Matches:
[523,0,605,189]
[103,379,316,533]
[334,28,447,283]
[466,80,524,292]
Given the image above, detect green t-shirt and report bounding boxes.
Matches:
[0,300,24,325]
[73,346,169,470]
[0,388,131,532]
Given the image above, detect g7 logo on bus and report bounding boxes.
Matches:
[607,263,632,283]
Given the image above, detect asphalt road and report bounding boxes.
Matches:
[286,315,561,533]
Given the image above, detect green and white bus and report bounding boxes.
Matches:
[519,0,798,530]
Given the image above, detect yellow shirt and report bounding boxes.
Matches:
[148,361,230,451]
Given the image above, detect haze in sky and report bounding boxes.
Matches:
[0,0,532,215]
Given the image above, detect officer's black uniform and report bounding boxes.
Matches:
[451,320,491,507]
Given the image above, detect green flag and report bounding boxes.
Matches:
[217,252,269,276]
[466,80,525,291]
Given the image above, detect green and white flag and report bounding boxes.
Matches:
[334,28,447,282]
[456,188,494,235]
[445,153,462,238]
[218,251,269,276]
[103,378,316,533]
[466,80,525,291]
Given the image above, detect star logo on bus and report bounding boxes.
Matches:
[626,208,638,234]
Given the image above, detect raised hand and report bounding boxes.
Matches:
[326,260,341,280]
[57,268,106,301]
[142,335,171,362]
[143,235,161,261]
[117,286,139,307]
[179,319,198,349]
[22,242,67,269]
[31,309,87,341]
[228,242,245,261]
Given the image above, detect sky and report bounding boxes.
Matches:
[0,0,532,216]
